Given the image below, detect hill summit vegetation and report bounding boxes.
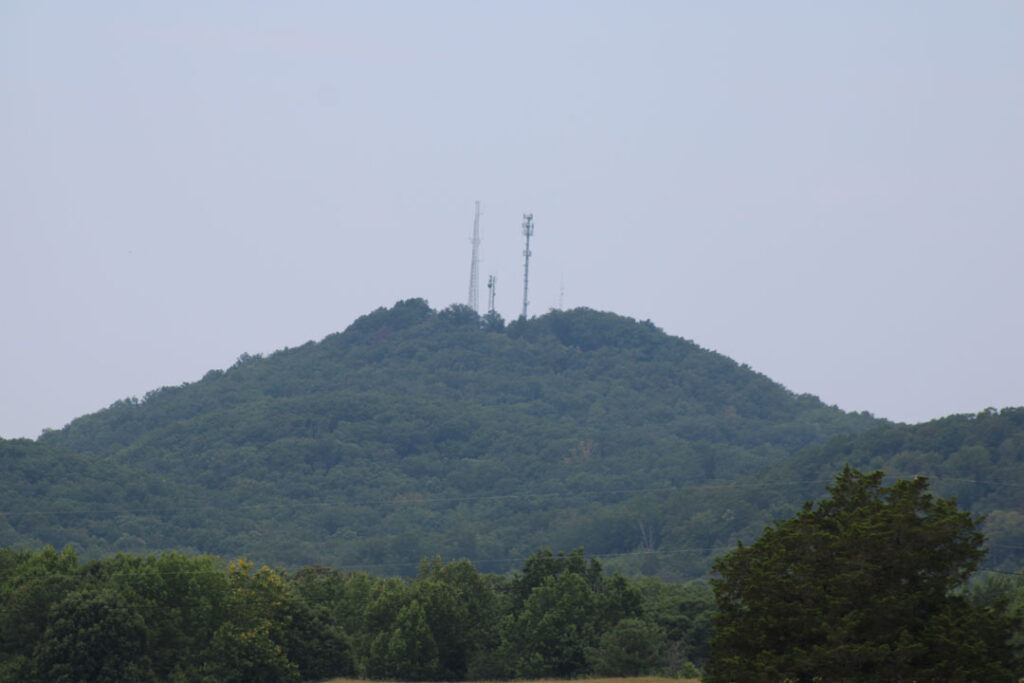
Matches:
[2,300,1023,580]
[4,300,881,577]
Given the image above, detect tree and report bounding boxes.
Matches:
[364,599,441,681]
[0,546,80,681]
[499,571,596,678]
[199,559,300,683]
[414,557,500,681]
[34,588,155,683]
[586,617,666,676]
[708,466,1021,682]
[201,620,299,683]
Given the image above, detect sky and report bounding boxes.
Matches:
[2,1,1022,439]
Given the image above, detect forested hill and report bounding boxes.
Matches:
[42,300,876,456]
[7,300,885,576]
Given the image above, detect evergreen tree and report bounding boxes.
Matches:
[708,467,1021,682]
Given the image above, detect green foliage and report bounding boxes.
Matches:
[0,549,365,683]
[586,617,667,676]
[494,548,655,678]
[0,545,717,681]
[708,467,1022,682]
[34,588,154,683]
[636,577,715,669]
[201,620,299,683]
[14,301,882,579]
[0,545,79,664]
[8,305,1023,587]
[414,557,500,680]
[365,599,441,681]
[95,552,229,679]
[500,571,597,677]
[965,570,1024,656]
[277,598,354,680]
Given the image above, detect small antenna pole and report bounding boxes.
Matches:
[521,213,534,319]
[467,201,482,312]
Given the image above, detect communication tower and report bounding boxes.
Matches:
[521,213,534,319]
[467,201,482,312]
[487,275,496,314]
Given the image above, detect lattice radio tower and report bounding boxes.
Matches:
[521,213,534,319]
[467,200,481,312]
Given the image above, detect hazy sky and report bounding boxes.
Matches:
[2,2,1022,439]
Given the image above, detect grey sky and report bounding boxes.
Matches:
[2,2,1022,439]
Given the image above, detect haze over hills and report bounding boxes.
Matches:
[3,300,1021,578]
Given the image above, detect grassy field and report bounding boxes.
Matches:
[323,679,700,683]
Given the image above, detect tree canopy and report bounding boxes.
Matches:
[3,301,880,579]
[708,467,1022,682]
[0,546,712,682]
[3,301,1024,580]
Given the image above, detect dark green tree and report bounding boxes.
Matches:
[586,617,666,676]
[200,620,299,683]
[708,466,1021,682]
[198,559,300,683]
[33,588,155,683]
[0,546,81,682]
[414,557,500,680]
[364,599,441,681]
[499,571,596,678]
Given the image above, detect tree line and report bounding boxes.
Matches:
[4,468,1024,682]
[0,546,710,683]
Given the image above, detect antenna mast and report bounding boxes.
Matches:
[467,201,482,312]
[487,275,496,313]
[521,213,534,319]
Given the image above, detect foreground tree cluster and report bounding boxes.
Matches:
[708,467,1022,682]
[3,468,1021,682]
[0,547,710,683]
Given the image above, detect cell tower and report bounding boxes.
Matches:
[487,275,496,313]
[521,213,534,319]
[467,201,482,312]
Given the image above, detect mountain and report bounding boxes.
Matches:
[3,300,885,577]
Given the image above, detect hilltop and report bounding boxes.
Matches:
[3,300,884,577]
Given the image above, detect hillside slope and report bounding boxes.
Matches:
[633,407,1024,579]
[6,301,880,576]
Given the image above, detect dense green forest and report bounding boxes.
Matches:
[3,499,1020,682]
[3,300,1024,680]
[2,300,1022,579]
[0,546,713,682]
[3,301,879,577]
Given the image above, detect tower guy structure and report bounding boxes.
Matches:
[467,201,482,312]
[521,213,534,319]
